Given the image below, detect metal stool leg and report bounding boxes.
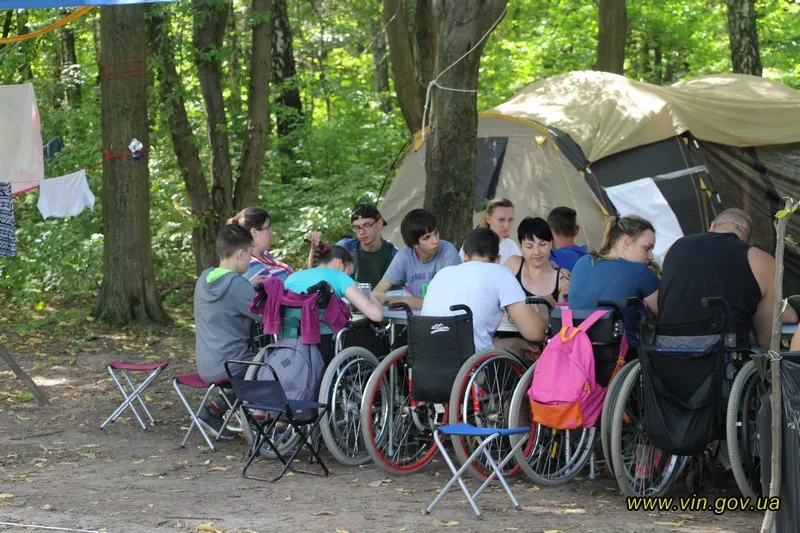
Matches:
[101,367,164,430]
[173,380,217,450]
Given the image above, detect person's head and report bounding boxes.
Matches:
[463,228,500,263]
[547,206,579,244]
[229,207,272,254]
[480,198,515,240]
[400,208,440,256]
[312,243,354,275]
[517,216,554,268]
[592,215,656,265]
[350,203,385,247]
[216,224,254,274]
[710,208,752,242]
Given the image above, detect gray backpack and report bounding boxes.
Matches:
[256,338,325,422]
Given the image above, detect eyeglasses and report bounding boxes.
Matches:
[351,220,377,233]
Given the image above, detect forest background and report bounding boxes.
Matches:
[0,0,798,327]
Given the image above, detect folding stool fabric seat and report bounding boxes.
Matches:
[101,360,169,431]
[172,373,238,451]
[426,423,530,520]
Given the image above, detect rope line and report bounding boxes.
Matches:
[0,7,94,45]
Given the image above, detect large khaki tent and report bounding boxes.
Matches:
[379,71,800,291]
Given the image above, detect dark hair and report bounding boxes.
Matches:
[547,206,578,237]
[478,197,514,229]
[351,203,383,223]
[400,208,438,247]
[463,228,500,262]
[517,216,553,243]
[312,243,354,268]
[590,215,655,261]
[217,224,253,260]
[228,206,271,231]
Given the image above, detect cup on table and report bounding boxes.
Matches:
[357,283,372,297]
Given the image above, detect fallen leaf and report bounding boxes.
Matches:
[312,511,336,516]
[0,494,14,499]
[563,509,586,514]
[368,478,392,487]
[42,504,53,511]
[208,466,230,472]
[284,496,292,502]
[225,455,236,460]
[543,530,560,533]
[195,524,218,532]
[678,515,694,520]
[16,414,31,420]
[433,521,459,527]
[556,502,576,507]
[138,472,162,477]
[395,488,414,495]
[649,513,659,518]
[203,459,211,465]
[132,459,145,464]
[335,530,350,533]
[653,522,682,527]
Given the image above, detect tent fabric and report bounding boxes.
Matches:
[0,0,176,7]
[0,84,44,195]
[489,71,800,162]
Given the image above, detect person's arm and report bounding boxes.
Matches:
[791,328,800,351]
[344,285,384,322]
[372,251,406,302]
[387,295,424,309]
[644,290,659,319]
[504,254,521,273]
[749,247,777,349]
[305,231,323,269]
[371,278,392,303]
[234,277,261,321]
[506,301,546,342]
[639,265,660,318]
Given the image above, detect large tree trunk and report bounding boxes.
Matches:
[371,15,392,113]
[147,5,217,273]
[226,2,244,123]
[233,0,273,210]
[596,0,627,75]
[59,13,81,106]
[726,0,762,76]
[271,0,304,184]
[95,4,168,325]
[192,0,234,228]
[424,0,506,249]
[382,0,435,135]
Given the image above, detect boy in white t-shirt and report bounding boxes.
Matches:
[423,228,546,359]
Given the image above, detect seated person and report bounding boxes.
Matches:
[547,206,588,271]
[504,217,569,313]
[306,203,398,287]
[658,208,777,350]
[372,208,461,309]
[284,244,384,365]
[569,215,659,346]
[194,224,261,437]
[792,327,800,351]
[230,207,294,282]
[460,197,521,266]
[422,228,546,360]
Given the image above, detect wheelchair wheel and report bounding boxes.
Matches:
[318,346,380,466]
[448,349,527,481]
[507,363,595,486]
[360,346,440,475]
[726,360,764,499]
[609,361,686,497]
[600,360,638,479]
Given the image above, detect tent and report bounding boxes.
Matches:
[379,71,800,292]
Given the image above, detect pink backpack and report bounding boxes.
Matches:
[527,309,627,430]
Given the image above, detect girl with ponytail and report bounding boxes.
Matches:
[228,207,294,282]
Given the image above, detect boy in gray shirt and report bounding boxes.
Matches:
[373,209,461,309]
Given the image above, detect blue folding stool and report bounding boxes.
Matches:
[425,423,530,520]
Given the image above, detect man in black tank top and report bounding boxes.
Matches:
[658,209,775,349]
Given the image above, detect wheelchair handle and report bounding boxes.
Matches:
[449,304,473,318]
[525,297,554,310]
[388,301,414,317]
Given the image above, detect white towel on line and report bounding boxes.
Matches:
[37,169,96,219]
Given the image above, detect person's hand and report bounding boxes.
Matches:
[494,337,541,362]
[306,231,323,247]
[250,275,267,287]
[372,291,387,305]
[558,269,570,300]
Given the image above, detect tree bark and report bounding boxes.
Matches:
[192,0,234,228]
[95,4,168,325]
[596,0,627,75]
[726,0,762,76]
[423,0,506,249]
[147,5,217,273]
[371,16,392,113]
[226,2,244,122]
[233,0,273,210]
[0,10,13,51]
[59,12,82,107]
[16,9,32,80]
[382,0,435,135]
[271,0,304,184]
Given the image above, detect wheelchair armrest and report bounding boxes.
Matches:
[525,297,553,310]
[388,301,413,316]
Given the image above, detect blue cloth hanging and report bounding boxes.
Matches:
[0,182,16,258]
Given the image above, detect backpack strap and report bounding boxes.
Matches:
[578,310,610,333]
[608,330,630,383]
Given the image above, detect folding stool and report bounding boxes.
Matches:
[172,373,240,451]
[101,360,169,431]
[425,423,531,520]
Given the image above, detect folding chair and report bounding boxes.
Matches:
[101,360,169,431]
[425,423,530,520]
[172,373,240,451]
[225,359,329,482]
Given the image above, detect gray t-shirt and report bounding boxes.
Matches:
[382,240,461,297]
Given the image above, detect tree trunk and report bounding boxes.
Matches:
[147,5,217,273]
[59,13,82,107]
[423,0,506,249]
[371,16,392,112]
[0,10,13,50]
[95,4,168,325]
[271,0,304,184]
[596,0,627,75]
[726,0,762,76]
[192,0,234,228]
[233,0,273,210]
[226,2,243,122]
[16,9,32,80]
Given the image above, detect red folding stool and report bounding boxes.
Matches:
[101,360,169,431]
[172,373,240,451]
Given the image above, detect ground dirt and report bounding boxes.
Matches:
[0,322,764,533]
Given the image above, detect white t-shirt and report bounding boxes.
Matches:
[422,261,526,351]
[460,238,521,267]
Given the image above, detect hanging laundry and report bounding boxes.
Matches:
[42,136,64,160]
[0,84,44,195]
[0,182,16,258]
[37,169,96,219]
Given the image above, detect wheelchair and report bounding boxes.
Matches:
[507,300,634,486]
[606,297,759,497]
